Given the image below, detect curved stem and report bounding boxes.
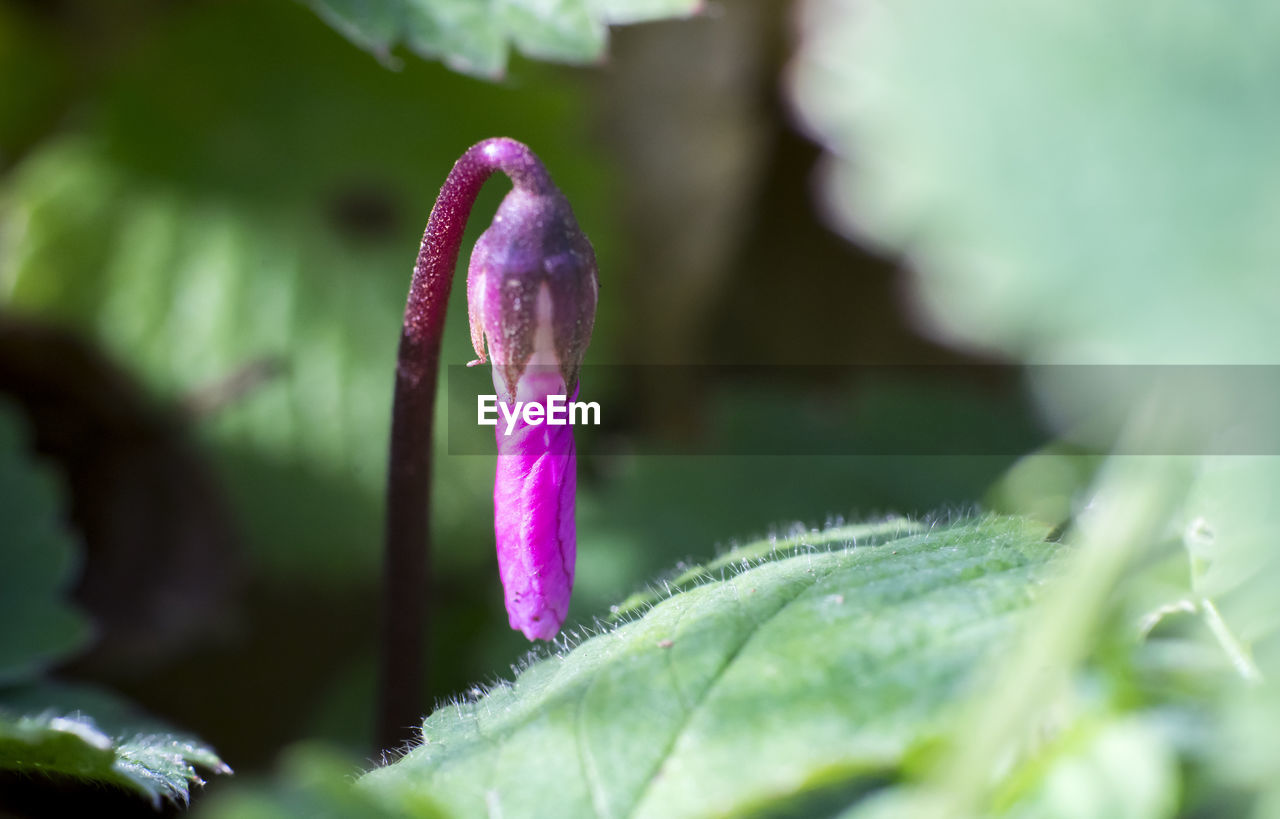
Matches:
[376,138,551,752]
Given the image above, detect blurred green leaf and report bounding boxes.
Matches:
[998,716,1178,819]
[986,445,1101,527]
[1182,457,1280,642]
[305,0,700,78]
[791,8,1280,809]
[791,0,1280,365]
[359,516,1057,818]
[0,400,90,684]
[198,742,440,819]
[845,715,1178,819]
[1180,457,1280,812]
[0,681,230,807]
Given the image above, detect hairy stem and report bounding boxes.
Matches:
[376,138,552,752]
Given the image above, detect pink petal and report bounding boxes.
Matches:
[492,387,579,640]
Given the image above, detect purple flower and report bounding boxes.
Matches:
[467,167,597,640]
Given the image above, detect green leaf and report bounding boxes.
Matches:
[844,714,1177,819]
[998,716,1178,819]
[791,0,1280,366]
[0,682,230,807]
[359,516,1057,818]
[0,400,90,684]
[198,743,443,819]
[304,0,700,78]
[1181,457,1280,808]
[608,516,925,617]
[793,8,1280,813]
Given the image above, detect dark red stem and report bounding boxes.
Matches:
[376,138,552,751]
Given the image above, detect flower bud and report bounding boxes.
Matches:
[466,180,597,640]
[467,186,598,401]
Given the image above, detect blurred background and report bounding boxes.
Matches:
[0,0,1077,793]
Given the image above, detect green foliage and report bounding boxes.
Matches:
[0,682,229,807]
[608,516,924,617]
[790,2,1280,815]
[305,0,700,78]
[995,717,1178,819]
[199,743,441,819]
[1182,458,1280,810]
[791,0,1280,366]
[359,517,1058,818]
[847,715,1179,819]
[0,0,613,583]
[0,401,89,684]
[0,401,230,805]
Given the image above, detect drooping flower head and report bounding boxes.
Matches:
[466,154,598,640]
[378,138,595,746]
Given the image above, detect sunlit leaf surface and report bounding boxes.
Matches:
[0,682,230,807]
[361,517,1058,817]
